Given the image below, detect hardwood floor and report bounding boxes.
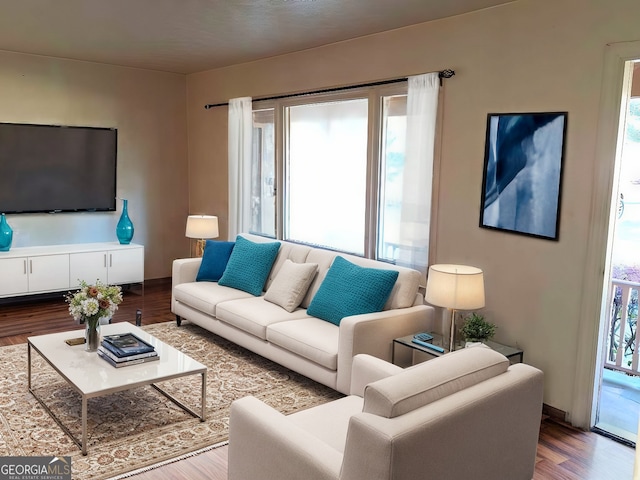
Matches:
[0,280,170,346]
[1,279,635,479]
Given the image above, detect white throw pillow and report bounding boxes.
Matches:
[264,259,318,312]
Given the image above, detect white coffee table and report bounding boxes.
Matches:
[27,322,207,455]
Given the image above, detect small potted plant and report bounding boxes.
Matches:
[460,313,496,345]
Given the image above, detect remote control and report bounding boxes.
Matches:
[411,338,445,353]
[413,332,433,342]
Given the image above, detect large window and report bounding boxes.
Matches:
[287,99,368,254]
[250,84,412,261]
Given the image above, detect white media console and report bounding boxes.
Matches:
[0,242,144,298]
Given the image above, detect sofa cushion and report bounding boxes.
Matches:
[173,282,253,316]
[264,259,318,312]
[307,256,399,325]
[267,318,339,370]
[196,240,235,282]
[216,296,311,340]
[289,395,364,453]
[265,243,313,290]
[363,346,509,418]
[239,234,313,291]
[218,235,281,296]
[299,248,340,309]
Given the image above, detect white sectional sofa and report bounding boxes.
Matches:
[171,233,434,394]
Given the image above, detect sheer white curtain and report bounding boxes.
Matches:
[228,97,253,240]
[396,73,439,280]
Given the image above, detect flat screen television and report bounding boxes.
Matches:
[0,123,117,214]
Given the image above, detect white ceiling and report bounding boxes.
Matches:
[0,0,513,74]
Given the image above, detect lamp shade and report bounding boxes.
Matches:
[425,264,485,310]
[185,215,219,239]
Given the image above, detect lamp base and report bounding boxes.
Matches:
[190,238,206,257]
[449,308,458,353]
[196,239,206,257]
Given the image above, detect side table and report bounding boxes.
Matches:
[392,332,523,367]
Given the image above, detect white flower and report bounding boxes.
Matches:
[82,298,100,316]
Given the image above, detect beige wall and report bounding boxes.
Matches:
[186,0,640,416]
[0,51,189,279]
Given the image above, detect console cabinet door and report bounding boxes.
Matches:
[69,251,108,289]
[0,257,29,296]
[28,254,70,293]
[107,248,144,285]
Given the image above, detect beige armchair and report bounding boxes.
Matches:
[228,346,544,480]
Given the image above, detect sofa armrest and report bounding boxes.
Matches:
[228,396,342,480]
[172,257,202,285]
[336,304,434,394]
[350,354,402,397]
[171,258,202,311]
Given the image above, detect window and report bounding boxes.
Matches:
[251,109,276,237]
[251,84,411,261]
[287,99,369,254]
[378,94,408,263]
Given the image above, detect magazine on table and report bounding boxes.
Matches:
[101,333,156,357]
[97,349,160,368]
[97,345,158,363]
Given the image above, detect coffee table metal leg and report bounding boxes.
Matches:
[201,371,207,421]
[151,376,207,421]
[82,396,88,455]
[29,383,84,454]
[27,343,32,390]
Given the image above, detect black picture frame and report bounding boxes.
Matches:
[479,112,567,240]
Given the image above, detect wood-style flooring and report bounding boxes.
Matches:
[0,278,635,479]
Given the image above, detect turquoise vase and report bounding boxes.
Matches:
[0,213,13,252]
[116,199,134,245]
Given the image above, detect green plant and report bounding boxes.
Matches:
[461,313,496,342]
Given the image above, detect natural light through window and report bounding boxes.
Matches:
[249,81,426,262]
[286,99,368,254]
[378,95,407,262]
[251,109,276,237]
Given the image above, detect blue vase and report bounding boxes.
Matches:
[116,199,134,245]
[0,214,13,252]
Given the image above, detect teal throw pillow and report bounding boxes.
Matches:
[196,240,235,282]
[218,236,281,296]
[307,256,399,326]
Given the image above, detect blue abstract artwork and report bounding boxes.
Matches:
[480,112,567,240]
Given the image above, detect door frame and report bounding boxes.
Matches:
[573,41,640,429]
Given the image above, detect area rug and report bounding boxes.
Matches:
[0,322,343,479]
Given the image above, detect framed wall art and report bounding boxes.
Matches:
[479,111,567,240]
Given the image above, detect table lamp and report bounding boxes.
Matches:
[425,264,485,352]
[185,215,219,257]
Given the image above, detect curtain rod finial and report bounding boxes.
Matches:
[438,69,455,86]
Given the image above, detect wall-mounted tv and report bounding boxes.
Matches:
[0,123,117,214]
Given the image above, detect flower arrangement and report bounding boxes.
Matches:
[66,280,123,326]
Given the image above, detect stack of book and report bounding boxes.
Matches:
[97,332,159,368]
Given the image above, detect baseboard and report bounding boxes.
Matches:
[542,403,567,422]
[142,277,171,286]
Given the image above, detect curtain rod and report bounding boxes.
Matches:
[203,69,455,109]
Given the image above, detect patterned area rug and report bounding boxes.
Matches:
[0,322,342,479]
